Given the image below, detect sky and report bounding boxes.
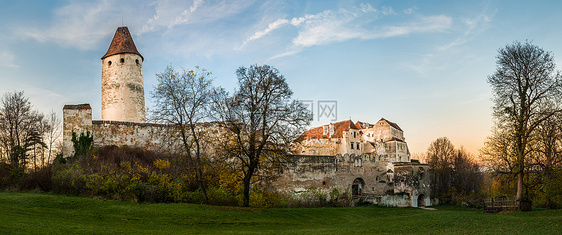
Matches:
[1,0,561,156]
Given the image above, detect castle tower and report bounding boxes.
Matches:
[101,26,145,123]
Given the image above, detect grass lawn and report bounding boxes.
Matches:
[0,192,560,234]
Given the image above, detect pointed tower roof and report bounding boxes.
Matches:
[101,26,143,61]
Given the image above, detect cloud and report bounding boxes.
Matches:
[0,50,19,68]
[17,0,255,50]
[242,18,289,46]
[438,9,494,50]
[140,0,255,34]
[17,0,118,50]
[241,4,451,59]
[403,7,416,15]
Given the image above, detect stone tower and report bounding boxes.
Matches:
[101,26,145,123]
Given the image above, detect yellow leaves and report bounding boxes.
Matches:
[154,159,171,170]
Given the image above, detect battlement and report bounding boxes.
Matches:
[92,120,167,128]
[63,104,92,110]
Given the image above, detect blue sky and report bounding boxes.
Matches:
[1,0,561,155]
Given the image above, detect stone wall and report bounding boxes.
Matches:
[91,120,173,151]
[273,154,431,207]
[62,104,93,156]
[62,104,176,157]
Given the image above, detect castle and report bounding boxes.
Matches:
[275,119,431,207]
[63,26,432,207]
[62,27,169,157]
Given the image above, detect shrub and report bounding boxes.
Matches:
[20,167,54,191]
[250,190,287,208]
[286,187,351,207]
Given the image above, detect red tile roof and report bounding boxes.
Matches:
[355,120,373,129]
[301,120,358,140]
[101,27,143,61]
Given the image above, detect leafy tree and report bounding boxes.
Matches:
[71,131,93,158]
[26,130,47,172]
[486,41,562,209]
[152,66,214,204]
[214,64,312,207]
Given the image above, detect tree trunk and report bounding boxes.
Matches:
[196,166,209,204]
[242,167,255,207]
[515,136,525,210]
[516,171,524,208]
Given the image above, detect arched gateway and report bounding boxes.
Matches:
[352,178,365,196]
[417,194,426,207]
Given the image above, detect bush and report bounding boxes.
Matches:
[286,187,351,207]
[250,190,287,208]
[207,188,240,206]
[20,167,54,191]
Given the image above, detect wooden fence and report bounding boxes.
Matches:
[484,197,516,213]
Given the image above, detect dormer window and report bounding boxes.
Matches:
[323,125,328,135]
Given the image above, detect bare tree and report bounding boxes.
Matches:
[0,91,45,174]
[427,137,455,198]
[411,152,428,163]
[214,64,312,207]
[152,66,214,204]
[44,111,62,166]
[529,113,562,208]
[531,113,562,176]
[428,138,482,202]
[487,41,562,209]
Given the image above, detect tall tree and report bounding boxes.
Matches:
[427,137,455,198]
[428,138,482,202]
[487,41,562,209]
[529,113,562,208]
[0,91,45,174]
[214,64,312,207]
[44,111,61,166]
[152,66,214,204]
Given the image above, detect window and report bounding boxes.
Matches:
[120,58,125,63]
[351,142,354,149]
[353,131,356,138]
[108,61,112,66]
[135,59,139,65]
[354,159,362,167]
[323,126,328,135]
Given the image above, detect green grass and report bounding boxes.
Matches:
[0,192,560,234]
